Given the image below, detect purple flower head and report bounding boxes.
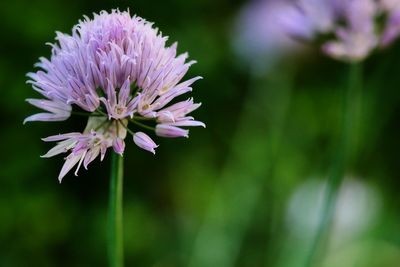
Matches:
[281,0,336,41]
[322,0,378,61]
[282,0,400,62]
[25,10,204,181]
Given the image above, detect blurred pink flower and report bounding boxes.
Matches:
[322,0,378,61]
[380,0,400,47]
[282,0,400,62]
[233,0,303,67]
[25,10,204,181]
[282,0,336,40]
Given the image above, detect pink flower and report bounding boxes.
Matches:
[322,0,378,61]
[25,10,204,181]
[380,0,400,47]
[282,0,400,62]
[233,0,304,66]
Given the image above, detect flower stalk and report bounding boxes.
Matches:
[108,152,124,267]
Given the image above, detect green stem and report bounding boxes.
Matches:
[97,109,108,116]
[304,62,363,267]
[108,153,124,267]
[71,111,105,117]
[118,121,136,137]
[131,115,154,121]
[188,65,294,267]
[129,119,155,131]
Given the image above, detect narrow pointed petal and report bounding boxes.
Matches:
[24,112,70,124]
[26,99,71,113]
[155,124,189,138]
[112,137,125,155]
[42,133,81,142]
[106,78,117,107]
[41,139,77,158]
[153,87,192,110]
[83,146,101,169]
[58,153,82,183]
[118,77,131,106]
[84,94,100,111]
[162,99,201,115]
[157,110,175,123]
[100,143,108,161]
[133,132,158,154]
[169,120,206,128]
[176,76,203,88]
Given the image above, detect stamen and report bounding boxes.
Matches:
[74,150,87,176]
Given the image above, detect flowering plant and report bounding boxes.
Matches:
[282,0,400,61]
[25,10,204,267]
[25,10,204,182]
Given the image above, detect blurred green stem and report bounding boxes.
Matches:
[189,66,294,267]
[304,62,363,267]
[108,153,124,267]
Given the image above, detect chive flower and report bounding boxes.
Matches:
[25,10,204,181]
[233,0,302,67]
[282,0,400,62]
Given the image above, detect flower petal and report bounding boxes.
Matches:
[83,146,101,169]
[41,139,77,158]
[168,120,206,128]
[42,133,81,142]
[112,137,125,155]
[133,132,158,154]
[26,99,71,113]
[23,112,70,124]
[155,124,189,138]
[58,153,83,183]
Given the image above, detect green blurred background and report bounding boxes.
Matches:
[1,0,400,266]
